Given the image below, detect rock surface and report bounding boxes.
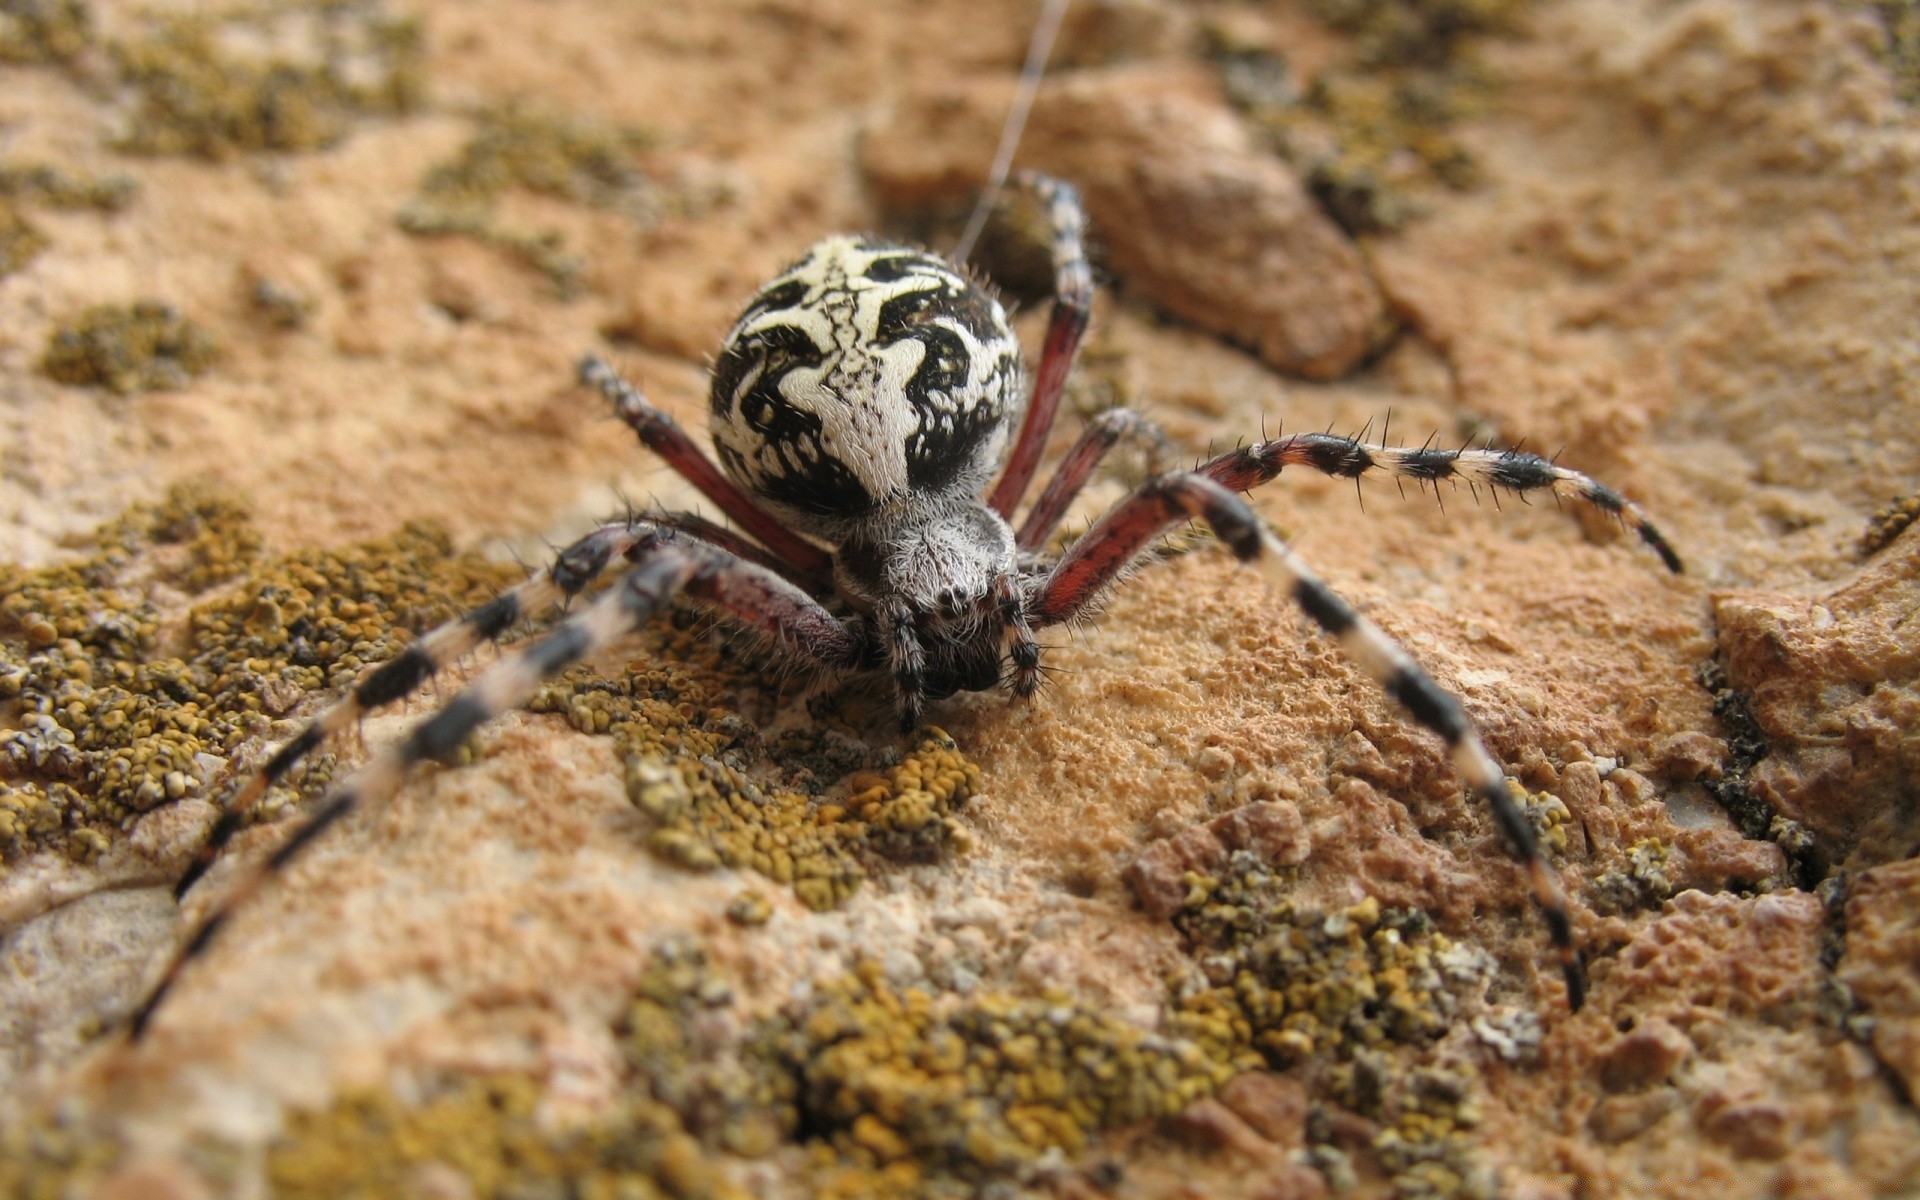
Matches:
[1,0,1917,1196]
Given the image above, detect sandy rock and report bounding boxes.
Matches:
[1670,825,1787,889]
[0,0,1917,1195]
[1837,856,1920,1096]
[862,66,1387,378]
[1216,1071,1310,1148]
[1697,1088,1798,1161]
[1598,1017,1693,1091]
[1249,1161,1330,1200]
[1716,536,1920,869]
[1598,890,1826,1025]
[1209,800,1311,868]
[1163,1097,1277,1159]
[1587,1087,1683,1144]
[1122,821,1228,919]
[0,888,177,1089]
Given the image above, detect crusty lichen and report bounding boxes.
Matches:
[111,3,424,160]
[1859,0,1920,103]
[1515,780,1570,856]
[751,957,1229,1196]
[1331,1056,1498,1200]
[527,634,982,911]
[1165,850,1504,1199]
[1859,490,1919,557]
[269,1073,746,1200]
[40,301,219,394]
[0,201,48,276]
[0,932,1229,1199]
[263,941,761,1199]
[398,103,666,294]
[0,162,138,212]
[0,1105,121,1200]
[1209,0,1529,232]
[1169,882,1492,1070]
[595,702,980,910]
[1591,837,1675,914]
[0,163,138,278]
[0,0,90,66]
[1,487,520,870]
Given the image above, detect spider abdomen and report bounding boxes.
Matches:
[708,236,1023,539]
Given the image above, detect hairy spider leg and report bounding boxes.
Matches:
[580,355,832,575]
[1028,472,1587,1010]
[172,521,651,902]
[1202,432,1684,573]
[1016,408,1167,550]
[878,596,928,732]
[130,530,872,1039]
[992,571,1042,696]
[986,173,1093,520]
[643,510,831,594]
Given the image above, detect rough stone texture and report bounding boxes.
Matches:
[860,65,1390,378]
[1839,857,1920,1098]
[1123,800,1307,918]
[1123,821,1230,919]
[1599,890,1827,1023]
[1216,1071,1312,1149]
[1716,534,1920,869]
[0,0,1917,1196]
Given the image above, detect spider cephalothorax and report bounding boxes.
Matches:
[132,172,1682,1037]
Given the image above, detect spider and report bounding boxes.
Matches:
[128,171,1681,1038]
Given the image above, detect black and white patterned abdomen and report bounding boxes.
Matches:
[708,236,1023,538]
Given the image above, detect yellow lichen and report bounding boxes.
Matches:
[41,301,219,394]
[268,1074,746,1200]
[1209,0,1529,232]
[1593,837,1675,914]
[1164,851,1501,1198]
[111,3,424,160]
[1859,0,1920,104]
[398,103,666,294]
[531,658,984,913]
[0,0,90,65]
[753,958,1230,1195]
[0,1106,121,1200]
[726,889,772,926]
[1,487,519,870]
[0,163,138,277]
[0,200,48,275]
[0,162,138,212]
[1859,490,1919,557]
[1514,780,1571,856]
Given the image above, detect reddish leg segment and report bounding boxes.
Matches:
[1016,408,1164,551]
[987,173,1093,519]
[580,356,832,574]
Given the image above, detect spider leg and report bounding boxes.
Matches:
[879,598,927,732]
[994,573,1042,696]
[1202,433,1683,573]
[1029,473,1586,1010]
[173,521,650,902]
[1016,408,1168,551]
[580,355,832,574]
[130,533,870,1040]
[986,173,1093,519]
[644,509,831,595]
